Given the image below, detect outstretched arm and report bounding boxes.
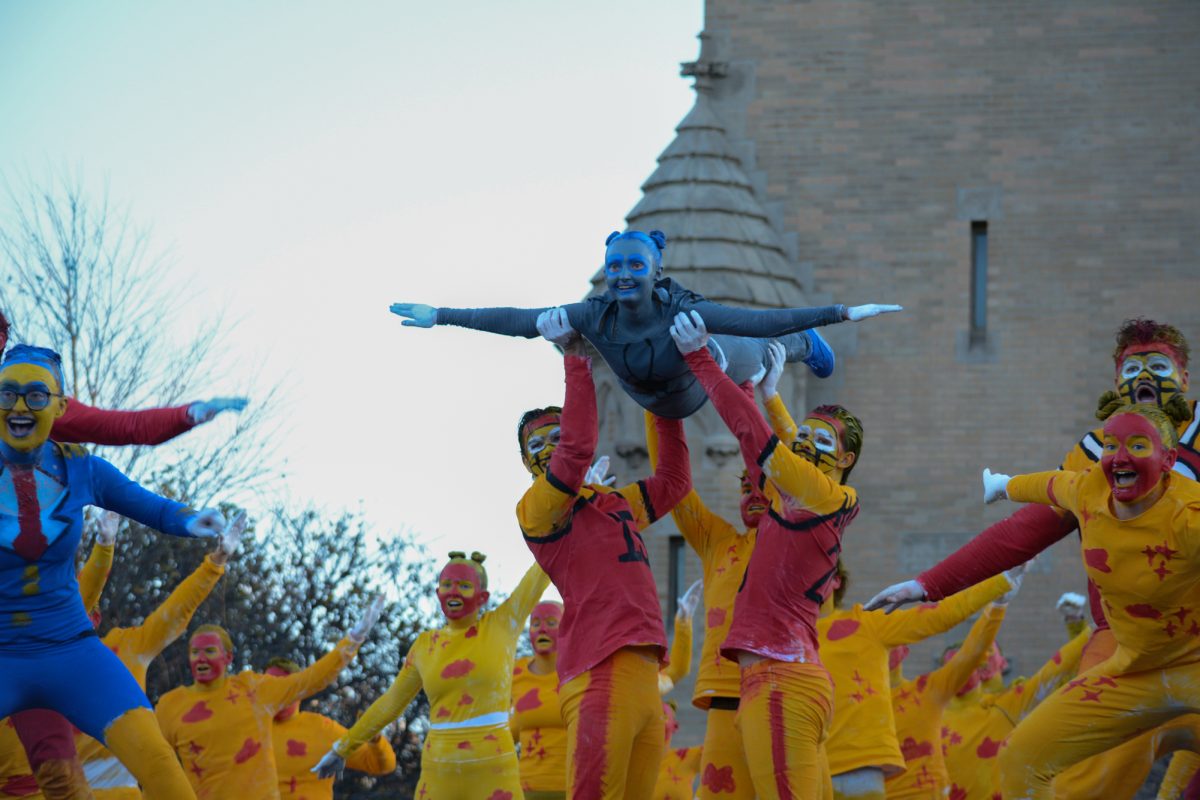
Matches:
[53,398,195,445]
[928,602,1008,702]
[78,511,119,614]
[390,302,589,339]
[690,299,901,339]
[321,652,424,771]
[869,572,1014,648]
[495,562,551,632]
[87,455,224,538]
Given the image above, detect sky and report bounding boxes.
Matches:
[0,1,703,596]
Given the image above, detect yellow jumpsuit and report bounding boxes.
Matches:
[652,746,702,800]
[155,637,360,799]
[647,411,757,800]
[334,564,549,800]
[510,656,568,800]
[818,574,1012,788]
[941,630,1086,800]
[1051,417,1200,800]
[81,555,225,799]
[0,540,114,800]
[884,603,1006,800]
[999,468,1200,799]
[272,711,394,799]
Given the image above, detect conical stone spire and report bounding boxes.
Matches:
[592,32,806,308]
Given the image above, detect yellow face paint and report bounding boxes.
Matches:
[0,363,66,452]
[522,421,561,476]
[792,416,843,475]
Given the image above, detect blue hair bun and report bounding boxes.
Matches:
[605,231,622,246]
[648,230,667,251]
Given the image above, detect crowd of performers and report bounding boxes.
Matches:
[0,227,1197,799]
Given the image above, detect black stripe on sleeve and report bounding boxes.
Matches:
[638,480,658,523]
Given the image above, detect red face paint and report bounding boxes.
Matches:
[438,563,486,621]
[189,632,232,684]
[528,601,563,655]
[739,474,768,529]
[266,665,300,722]
[1101,413,1176,504]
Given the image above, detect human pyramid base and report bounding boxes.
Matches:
[0,231,1197,799]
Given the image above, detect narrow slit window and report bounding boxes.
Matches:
[970,221,988,343]
[667,535,685,621]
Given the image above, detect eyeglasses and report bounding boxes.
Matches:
[0,387,63,411]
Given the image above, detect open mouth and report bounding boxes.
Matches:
[194,663,212,676]
[535,635,553,648]
[747,504,767,515]
[5,416,35,438]
[1113,470,1138,488]
[1134,383,1159,404]
[446,598,464,611]
[614,280,639,294]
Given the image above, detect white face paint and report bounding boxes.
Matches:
[524,426,561,455]
[1120,354,1177,381]
[796,424,838,454]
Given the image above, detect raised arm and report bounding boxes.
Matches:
[677,327,845,512]
[77,515,116,614]
[648,411,722,556]
[618,414,691,527]
[495,562,551,632]
[516,315,598,538]
[659,580,700,692]
[998,627,1088,722]
[131,556,226,660]
[927,602,1007,703]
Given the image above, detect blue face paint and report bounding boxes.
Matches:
[604,238,660,307]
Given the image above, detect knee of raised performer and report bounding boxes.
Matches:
[32,758,93,800]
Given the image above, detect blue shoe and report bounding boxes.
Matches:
[802,329,836,378]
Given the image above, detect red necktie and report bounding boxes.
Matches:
[10,465,48,560]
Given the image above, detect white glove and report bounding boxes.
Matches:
[677,579,703,621]
[211,511,248,566]
[757,341,786,399]
[186,509,226,539]
[1057,591,1087,623]
[669,310,709,355]
[312,748,345,779]
[864,578,928,613]
[188,397,249,425]
[585,456,617,487]
[982,468,1012,504]
[536,307,578,349]
[845,304,903,321]
[997,563,1027,605]
[96,510,121,546]
[349,594,385,644]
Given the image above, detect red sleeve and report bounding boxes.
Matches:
[640,416,692,522]
[52,398,196,446]
[918,504,1077,600]
[683,349,774,485]
[543,356,597,496]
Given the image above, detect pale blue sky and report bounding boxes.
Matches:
[0,1,702,595]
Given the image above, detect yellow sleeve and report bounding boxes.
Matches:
[335,714,397,775]
[759,438,854,516]
[259,637,359,713]
[336,652,424,756]
[127,555,225,659]
[1006,470,1084,515]
[661,612,694,689]
[153,695,178,750]
[868,573,1011,647]
[763,393,800,444]
[1158,751,1200,800]
[998,628,1089,721]
[495,563,551,632]
[685,745,703,772]
[648,410,718,556]
[77,542,114,614]
[927,604,1007,703]
[517,475,578,539]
